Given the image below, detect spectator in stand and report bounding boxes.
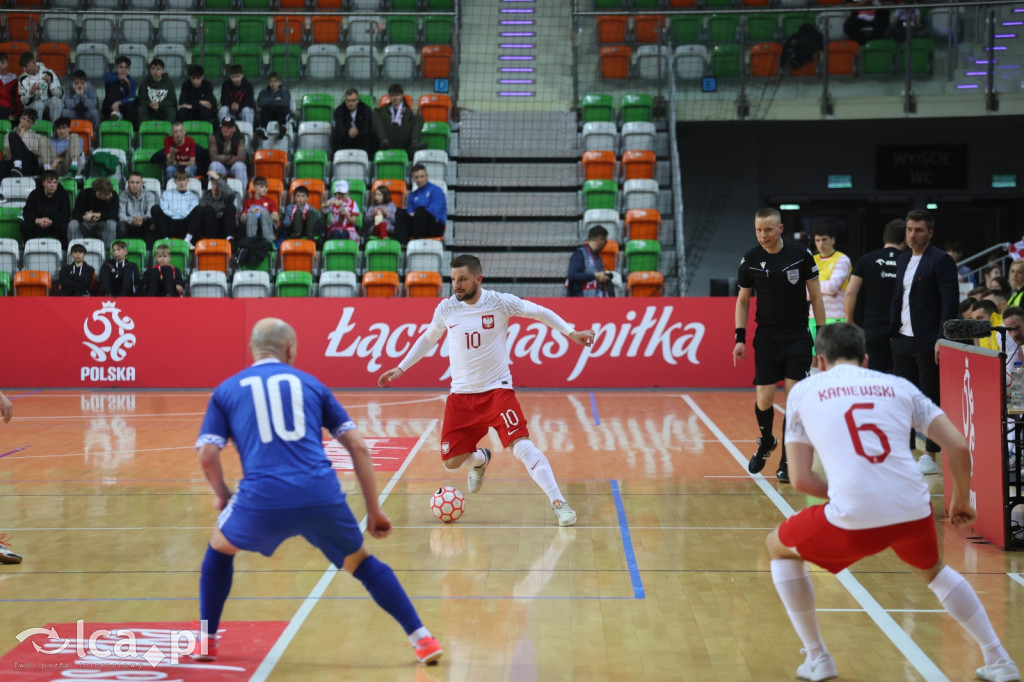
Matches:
[0,110,55,180]
[51,117,84,177]
[396,164,445,242]
[142,243,185,297]
[566,225,612,297]
[218,64,255,126]
[177,64,216,124]
[164,121,197,181]
[281,185,322,247]
[323,179,359,242]
[20,170,69,246]
[61,71,101,133]
[810,224,852,326]
[18,52,62,123]
[983,264,1012,297]
[208,116,247,191]
[843,0,891,44]
[58,243,95,296]
[98,239,140,297]
[154,170,203,243]
[241,176,278,241]
[68,177,118,246]
[944,241,973,285]
[256,72,291,141]
[332,88,375,156]
[373,83,423,155]
[362,185,396,242]
[137,58,177,124]
[118,171,160,248]
[984,289,1008,315]
[970,298,1003,352]
[1008,259,1024,308]
[102,55,139,127]
[0,52,19,121]
[199,169,239,241]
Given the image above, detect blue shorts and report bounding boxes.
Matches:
[217,498,364,564]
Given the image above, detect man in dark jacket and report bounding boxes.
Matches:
[332,88,375,156]
[372,83,423,154]
[566,225,612,297]
[68,177,119,246]
[21,170,70,247]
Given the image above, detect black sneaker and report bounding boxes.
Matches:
[776,461,790,484]
[748,435,777,474]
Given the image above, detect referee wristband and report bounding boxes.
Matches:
[735,328,746,344]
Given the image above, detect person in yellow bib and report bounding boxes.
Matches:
[808,224,852,341]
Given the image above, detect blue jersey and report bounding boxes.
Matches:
[197,359,353,509]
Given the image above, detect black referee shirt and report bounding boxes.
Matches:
[851,246,900,330]
[737,238,819,331]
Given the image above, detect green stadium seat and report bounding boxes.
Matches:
[624,239,662,274]
[620,94,653,124]
[31,120,53,138]
[0,271,10,296]
[294,149,329,181]
[99,120,134,155]
[746,14,778,43]
[192,45,225,80]
[424,16,454,44]
[712,44,743,78]
[205,0,233,8]
[708,15,739,43]
[420,121,450,152]
[0,206,22,245]
[704,0,733,7]
[908,38,934,75]
[276,270,314,297]
[344,178,368,211]
[140,120,172,150]
[197,15,230,45]
[670,16,702,44]
[236,17,268,45]
[580,93,614,124]
[132,149,162,182]
[301,93,334,123]
[374,150,408,181]
[60,178,77,210]
[240,248,275,274]
[632,0,660,8]
[594,0,626,8]
[365,238,401,273]
[112,238,148,271]
[426,0,454,8]
[582,179,617,211]
[184,121,214,149]
[392,0,420,9]
[230,45,265,79]
[782,13,816,38]
[152,238,190,273]
[242,0,272,8]
[322,239,360,273]
[387,17,419,45]
[862,39,897,76]
[270,44,302,80]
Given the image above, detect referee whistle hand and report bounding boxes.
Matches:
[732,343,746,365]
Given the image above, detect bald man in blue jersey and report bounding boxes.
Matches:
[193,318,442,665]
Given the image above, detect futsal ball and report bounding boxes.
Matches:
[430,486,465,523]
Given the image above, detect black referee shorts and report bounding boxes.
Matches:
[752,327,813,386]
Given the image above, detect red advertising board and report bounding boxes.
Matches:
[0,297,753,388]
[938,342,1007,548]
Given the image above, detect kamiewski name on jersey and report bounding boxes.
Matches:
[817,384,896,402]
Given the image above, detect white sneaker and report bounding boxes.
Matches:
[0,533,22,565]
[797,652,838,681]
[466,448,490,494]
[918,454,939,475]
[552,500,577,527]
[976,658,1021,682]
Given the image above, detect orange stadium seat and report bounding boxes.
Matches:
[418,94,452,123]
[13,270,51,296]
[600,239,619,272]
[289,179,325,211]
[315,0,344,8]
[581,151,616,181]
[750,42,783,77]
[37,42,71,77]
[378,93,413,110]
[5,15,39,43]
[668,0,697,6]
[311,17,343,44]
[421,45,453,79]
[362,270,400,298]
[599,46,632,80]
[253,149,288,184]
[627,271,664,297]
[69,120,93,154]
[0,43,31,73]
[621,150,656,181]
[273,16,305,45]
[279,238,317,274]
[194,239,232,273]
[625,209,661,241]
[634,15,666,44]
[827,40,859,76]
[372,179,407,209]
[279,0,307,7]
[405,271,443,297]
[596,16,628,44]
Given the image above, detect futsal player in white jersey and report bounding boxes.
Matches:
[379,254,596,527]
[765,323,1019,682]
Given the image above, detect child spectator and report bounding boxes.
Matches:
[199,169,239,241]
[164,121,197,180]
[281,185,323,247]
[241,176,278,241]
[177,64,215,124]
[142,243,185,297]
[98,239,140,297]
[362,185,396,242]
[0,110,56,180]
[372,83,423,154]
[61,70,100,132]
[102,55,138,127]
[51,117,85,177]
[208,116,247,190]
[256,72,291,140]
[18,52,62,122]
[137,58,177,124]
[119,171,159,248]
[58,243,95,296]
[0,52,19,121]
[68,177,119,246]
[154,170,202,243]
[323,179,360,241]
[218,64,255,125]
[20,170,69,246]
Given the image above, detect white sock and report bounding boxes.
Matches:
[770,559,826,660]
[928,565,1009,665]
[465,448,487,469]
[407,626,431,646]
[512,440,563,503]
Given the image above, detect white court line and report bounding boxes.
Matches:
[5,446,196,460]
[681,394,948,682]
[249,419,436,682]
[1009,573,1024,589]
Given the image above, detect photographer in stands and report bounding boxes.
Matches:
[566,224,614,297]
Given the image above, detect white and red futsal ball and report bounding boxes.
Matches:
[430,486,465,523]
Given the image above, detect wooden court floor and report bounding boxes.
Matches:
[1,388,1023,681]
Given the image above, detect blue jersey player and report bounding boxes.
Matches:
[193,318,442,665]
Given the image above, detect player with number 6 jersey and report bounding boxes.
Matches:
[378,254,596,527]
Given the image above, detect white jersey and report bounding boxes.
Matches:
[399,288,575,394]
[784,364,945,530]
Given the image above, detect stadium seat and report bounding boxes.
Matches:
[0,178,36,204]
[60,178,77,210]
[634,15,666,44]
[908,38,935,75]
[600,239,620,272]
[66,238,106,273]
[582,179,617,211]
[374,149,408,181]
[405,238,445,273]
[581,151,616,181]
[140,121,173,151]
[387,16,419,45]
[184,121,214,149]
[670,16,702,45]
[254,149,288,184]
[274,270,313,297]
[32,120,54,139]
[292,151,328,184]
[0,238,19,278]
[70,119,95,154]
[620,121,656,152]
[372,179,407,209]
[75,44,111,77]
[13,270,51,296]
[424,16,454,44]
[621,150,656,181]
[301,93,334,123]
[194,239,232,273]
[236,17,268,45]
[413,150,450,184]
[581,208,621,243]
[273,15,305,45]
[151,238,190,274]
[41,15,75,44]
[280,239,317,274]
[132,149,162,182]
[9,14,42,42]
[624,209,661,241]
[620,93,653,123]
[383,45,418,81]
[750,42,783,77]
[0,207,22,244]
[23,238,62,278]
[674,45,710,80]
[623,179,659,212]
[0,271,10,296]
[231,270,272,298]
[192,46,225,80]
[820,11,848,39]
[421,45,453,79]
[297,121,333,156]
[580,93,615,124]
[36,42,70,77]
[306,45,341,80]
[269,45,302,80]
[165,177,203,196]
[827,40,859,76]
[708,14,740,43]
[624,239,662,274]
[153,44,188,79]
[189,270,229,297]
[365,238,401,273]
[420,122,450,152]
[196,15,230,45]
[581,121,617,153]
[318,270,359,297]
[117,44,151,80]
[599,46,631,80]
[322,239,360,273]
[627,270,664,297]
[81,17,116,44]
[229,45,264,80]
[747,14,779,42]
[345,45,381,82]
[115,239,148,272]
[315,0,345,9]
[311,17,344,44]
[99,121,134,156]
[712,44,743,78]
[596,15,628,44]
[332,149,371,183]
[344,179,368,211]
[862,39,898,76]
[362,270,400,297]
[405,271,443,297]
[782,13,816,39]
[158,16,193,45]
[418,95,452,124]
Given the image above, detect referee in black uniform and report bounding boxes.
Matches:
[732,207,825,482]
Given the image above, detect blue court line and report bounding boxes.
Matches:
[9,389,42,399]
[0,446,28,459]
[588,390,601,425]
[611,479,645,599]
